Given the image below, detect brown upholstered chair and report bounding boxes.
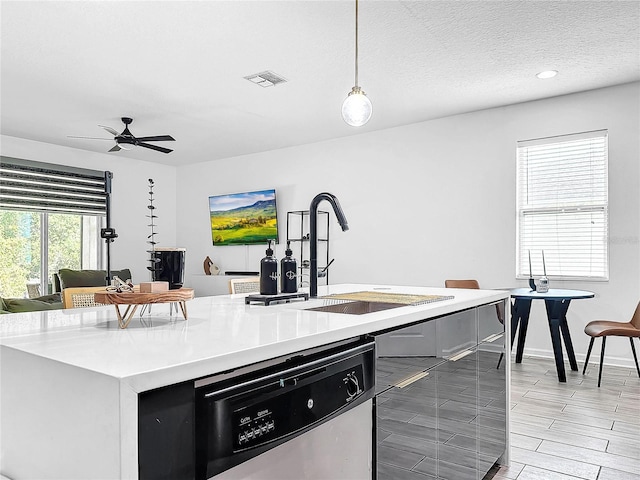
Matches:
[582,301,640,387]
[445,279,505,369]
[445,279,480,290]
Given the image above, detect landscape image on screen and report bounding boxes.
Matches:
[209,189,278,245]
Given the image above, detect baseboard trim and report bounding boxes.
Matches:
[517,347,638,370]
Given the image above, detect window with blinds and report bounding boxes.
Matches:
[516,130,608,280]
[0,157,110,297]
[0,157,109,215]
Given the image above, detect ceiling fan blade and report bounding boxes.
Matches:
[135,135,175,142]
[98,125,119,136]
[108,144,121,152]
[138,142,173,154]
[67,135,114,140]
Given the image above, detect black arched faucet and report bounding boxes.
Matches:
[309,192,349,297]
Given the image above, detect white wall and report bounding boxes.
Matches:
[176,82,640,367]
[2,84,637,367]
[0,136,178,282]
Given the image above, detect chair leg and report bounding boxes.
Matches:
[597,337,607,388]
[583,337,594,375]
[630,338,640,378]
[496,352,504,369]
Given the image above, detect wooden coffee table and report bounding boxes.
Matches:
[94,288,195,329]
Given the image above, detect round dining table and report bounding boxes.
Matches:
[509,288,595,382]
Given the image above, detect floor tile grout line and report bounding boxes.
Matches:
[548,421,640,443]
[531,435,630,459]
[525,443,617,477]
[510,410,613,430]
[562,408,640,425]
[550,417,640,440]
[511,449,601,480]
[516,422,612,452]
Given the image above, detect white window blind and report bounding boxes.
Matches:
[516,130,608,280]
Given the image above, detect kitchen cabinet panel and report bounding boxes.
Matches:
[478,300,506,344]
[376,320,438,357]
[375,354,441,394]
[477,301,508,478]
[376,303,508,480]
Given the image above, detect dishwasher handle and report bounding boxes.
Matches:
[201,340,374,399]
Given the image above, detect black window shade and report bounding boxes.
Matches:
[0,156,111,216]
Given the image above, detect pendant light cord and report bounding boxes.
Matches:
[354,0,359,87]
[342,0,371,126]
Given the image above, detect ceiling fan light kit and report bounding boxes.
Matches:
[342,0,372,127]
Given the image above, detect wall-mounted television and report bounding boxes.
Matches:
[208,189,278,246]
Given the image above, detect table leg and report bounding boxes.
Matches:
[178,301,188,320]
[559,308,578,371]
[114,304,139,329]
[544,299,572,382]
[510,301,519,352]
[513,299,532,364]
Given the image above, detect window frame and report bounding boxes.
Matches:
[515,130,609,282]
[0,209,105,298]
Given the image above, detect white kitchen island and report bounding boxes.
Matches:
[0,284,509,480]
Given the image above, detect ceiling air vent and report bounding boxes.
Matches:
[244,70,287,88]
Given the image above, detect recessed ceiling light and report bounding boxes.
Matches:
[536,70,558,79]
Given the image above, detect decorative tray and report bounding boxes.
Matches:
[245,292,309,306]
[320,291,453,305]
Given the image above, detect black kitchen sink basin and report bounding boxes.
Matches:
[304,300,403,315]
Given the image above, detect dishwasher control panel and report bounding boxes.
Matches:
[236,409,275,446]
[195,339,375,479]
[230,364,365,451]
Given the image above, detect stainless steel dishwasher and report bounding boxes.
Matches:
[194,339,375,480]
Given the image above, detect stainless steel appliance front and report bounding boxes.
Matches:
[195,340,375,479]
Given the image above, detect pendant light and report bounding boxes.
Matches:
[342,0,372,127]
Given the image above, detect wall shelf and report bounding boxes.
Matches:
[286,210,330,287]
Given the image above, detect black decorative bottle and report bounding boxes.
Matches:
[280,240,298,293]
[260,240,278,295]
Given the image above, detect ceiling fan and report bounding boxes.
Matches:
[68,117,175,154]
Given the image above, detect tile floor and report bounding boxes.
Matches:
[493,356,640,480]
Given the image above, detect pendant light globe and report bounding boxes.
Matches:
[342,86,372,127]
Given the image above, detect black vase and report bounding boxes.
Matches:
[152,248,186,289]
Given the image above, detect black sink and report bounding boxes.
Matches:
[305,300,403,315]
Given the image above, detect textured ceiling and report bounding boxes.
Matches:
[1,0,639,166]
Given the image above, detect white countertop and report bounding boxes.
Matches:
[0,284,508,392]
